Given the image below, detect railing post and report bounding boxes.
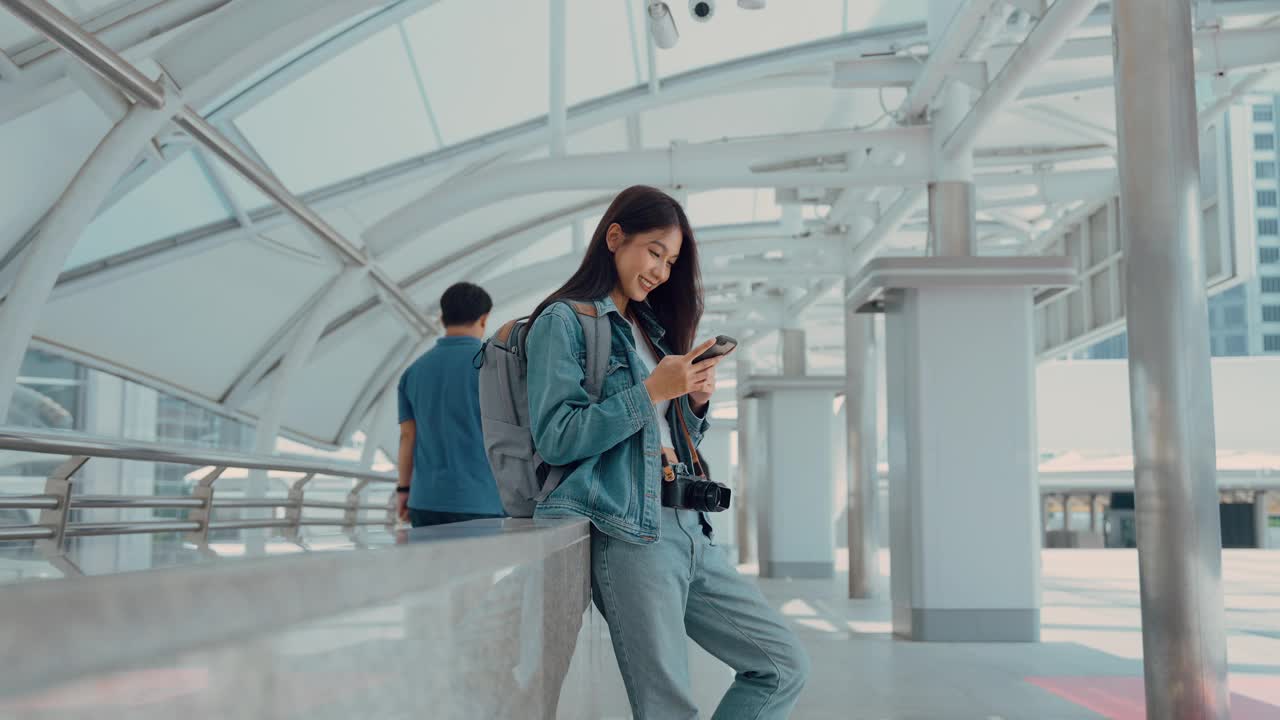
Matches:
[184,466,226,545]
[284,473,315,539]
[36,455,89,553]
[343,478,370,528]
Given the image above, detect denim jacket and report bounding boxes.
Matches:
[525,296,710,544]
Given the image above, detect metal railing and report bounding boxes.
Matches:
[0,427,395,547]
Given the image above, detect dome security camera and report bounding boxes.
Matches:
[689,0,716,22]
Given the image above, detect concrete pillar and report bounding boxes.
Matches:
[844,309,879,598]
[885,285,1041,642]
[1089,493,1099,534]
[780,328,806,377]
[78,373,157,574]
[1113,0,1230,713]
[748,376,841,579]
[1256,492,1271,550]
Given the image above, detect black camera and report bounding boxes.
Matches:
[661,467,732,512]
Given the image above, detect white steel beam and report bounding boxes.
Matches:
[220,275,349,409]
[944,0,1102,161]
[174,109,435,337]
[550,0,567,157]
[0,98,175,422]
[52,26,931,288]
[336,334,432,445]
[1012,104,1117,148]
[0,0,230,123]
[900,0,1002,119]
[249,198,612,390]
[252,267,365,453]
[0,47,20,80]
[847,187,928,277]
[365,125,932,257]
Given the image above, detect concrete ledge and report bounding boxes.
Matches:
[0,518,591,698]
[903,608,1041,643]
[761,561,833,579]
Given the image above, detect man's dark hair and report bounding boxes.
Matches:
[440,282,493,327]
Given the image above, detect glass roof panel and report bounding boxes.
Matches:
[654,1,926,78]
[234,27,438,194]
[402,0,550,144]
[69,152,230,269]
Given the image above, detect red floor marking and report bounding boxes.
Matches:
[1027,676,1280,719]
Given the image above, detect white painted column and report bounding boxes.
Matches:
[749,375,841,579]
[77,373,157,574]
[734,355,755,564]
[885,286,1041,642]
[249,268,365,501]
[699,424,735,554]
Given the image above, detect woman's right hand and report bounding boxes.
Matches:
[643,338,722,404]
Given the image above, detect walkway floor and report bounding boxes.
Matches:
[740,549,1280,719]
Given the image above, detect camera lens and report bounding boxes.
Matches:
[693,2,711,17]
[686,480,728,512]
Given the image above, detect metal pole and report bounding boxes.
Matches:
[927,181,976,256]
[1112,0,1230,715]
[780,328,806,377]
[549,0,567,157]
[845,307,878,598]
[0,0,165,108]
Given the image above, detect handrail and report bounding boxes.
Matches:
[0,427,397,546]
[0,427,395,483]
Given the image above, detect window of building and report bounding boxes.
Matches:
[1265,335,1280,352]
[1260,162,1279,180]
[1259,134,1278,151]
[1257,105,1276,123]
[1263,305,1280,323]
[1261,219,1280,236]
[1263,277,1280,293]
[1223,336,1248,356]
[1222,306,1246,326]
[1260,190,1280,208]
[1263,247,1280,264]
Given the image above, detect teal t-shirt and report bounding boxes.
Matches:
[397,336,505,515]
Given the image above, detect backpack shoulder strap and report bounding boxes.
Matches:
[568,302,611,403]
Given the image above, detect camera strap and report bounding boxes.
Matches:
[634,317,707,480]
[676,408,705,479]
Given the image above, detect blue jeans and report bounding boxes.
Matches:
[407,509,502,528]
[591,508,809,719]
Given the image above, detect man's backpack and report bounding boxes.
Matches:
[476,302,611,517]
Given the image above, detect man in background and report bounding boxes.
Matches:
[394,282,505,527]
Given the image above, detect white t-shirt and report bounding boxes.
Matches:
[627,318,676,450]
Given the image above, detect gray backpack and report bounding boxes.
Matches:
[476,302,612,517]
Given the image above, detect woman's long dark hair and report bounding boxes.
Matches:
[530,185,702,354]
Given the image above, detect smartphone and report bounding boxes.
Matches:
[693,335,738,363]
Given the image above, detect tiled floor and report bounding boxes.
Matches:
[739,549,1280,720]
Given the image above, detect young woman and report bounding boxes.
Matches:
[525,185,808,719]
